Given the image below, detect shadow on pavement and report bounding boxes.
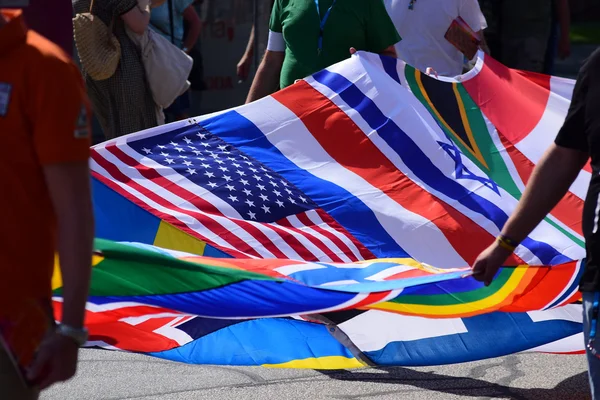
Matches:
[318,367,590,400]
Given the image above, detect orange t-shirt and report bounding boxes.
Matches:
[0,10,91,367]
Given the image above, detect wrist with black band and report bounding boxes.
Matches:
[496,234,520,252]
[55,324,89,347]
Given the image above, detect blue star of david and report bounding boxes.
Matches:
[438,140,500,195]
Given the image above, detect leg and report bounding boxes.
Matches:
[583,292,600,399]
[500,0,552,73]
[0,344,39,400]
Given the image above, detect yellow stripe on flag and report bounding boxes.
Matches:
[367,266,529,317]
[263,356,365,370]
[414,70,489,169]
[154,221,207,256]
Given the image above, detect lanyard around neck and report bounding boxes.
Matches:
[315,0,337,54]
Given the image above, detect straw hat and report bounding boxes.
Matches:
[73,10,121,81]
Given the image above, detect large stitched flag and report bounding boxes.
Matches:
[75,51,585,368]
[52,239,583,368]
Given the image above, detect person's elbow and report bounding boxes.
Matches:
[553,143,589,168]
[122,6,150,35]
[379,45,397,58]
[183,6,202,31]
[262,50,285,70]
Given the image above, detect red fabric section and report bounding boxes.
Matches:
[463,56,550,145]
[498,133,584,236]
[273,81,525,266]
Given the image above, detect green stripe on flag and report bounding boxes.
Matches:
[53,239,279,297]
[405,66,584,248]
[386,267,514,306]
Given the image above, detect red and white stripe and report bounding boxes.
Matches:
[91,138,368,263]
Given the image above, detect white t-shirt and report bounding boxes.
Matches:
[385,0,487,77]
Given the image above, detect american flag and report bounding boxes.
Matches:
[91,124,371,262]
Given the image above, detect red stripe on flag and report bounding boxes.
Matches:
[276,216,345,263]
[498,133,583,236]
[516,69,551,91]
[92,151,266,258]
[512,69,592,173]
[463,56,549,145]
[273,81,519,265]
[346,291,392,310]
[313,209,374,260]
[54,301,186,353]
[101,144,324,261]
[92,171,249,259]
[296,212,360,262]
[384,269,431,281]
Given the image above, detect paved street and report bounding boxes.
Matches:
[43,349,589,400]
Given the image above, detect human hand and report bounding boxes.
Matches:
[425,67,438,78]
[137,0,151,12]
[471,241,513,286]
[26,332,79,390]
[558,35,571,60]
[237,54,252,81]
[350,47,357,55]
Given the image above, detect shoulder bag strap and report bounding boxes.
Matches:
[168,0,175,44]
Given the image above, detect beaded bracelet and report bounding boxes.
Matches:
[497,234,519,252]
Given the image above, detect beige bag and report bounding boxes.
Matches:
[73,0,121,81]
[127,27,193,109]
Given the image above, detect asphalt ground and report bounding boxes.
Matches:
[42,349,590,400]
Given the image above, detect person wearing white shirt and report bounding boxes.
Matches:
[384,0,489,77]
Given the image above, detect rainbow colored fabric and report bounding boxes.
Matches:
[65,51,586,368]
[52,239,583,368]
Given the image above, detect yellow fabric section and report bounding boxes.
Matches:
[367,266,529,316]
[51,254,104,291]
[263,356,365,369]
[357,258,464,274]
[153,221,207,256]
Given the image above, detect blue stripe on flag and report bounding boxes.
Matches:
[287,261,402,286]
[199,110,409,259]
[88,279,356,318]
[151,318,355,366]
[319,271,468,293]
[312,69,570,266]
[286,261,467,293]
[379,55,401,84]
[366,311,582,366]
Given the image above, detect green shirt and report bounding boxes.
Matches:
[270,0,401,89]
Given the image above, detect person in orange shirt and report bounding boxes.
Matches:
[0,7,94,398]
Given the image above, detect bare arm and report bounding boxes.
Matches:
[237,25,256,81]
[472,143,588,285]
[379,45,397,58]
[182,5,202,52]
[245,50,284,103]
[121,4,150,35]
[44,162,94,328]
[243,24,256,61]
[499,144,587,243]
